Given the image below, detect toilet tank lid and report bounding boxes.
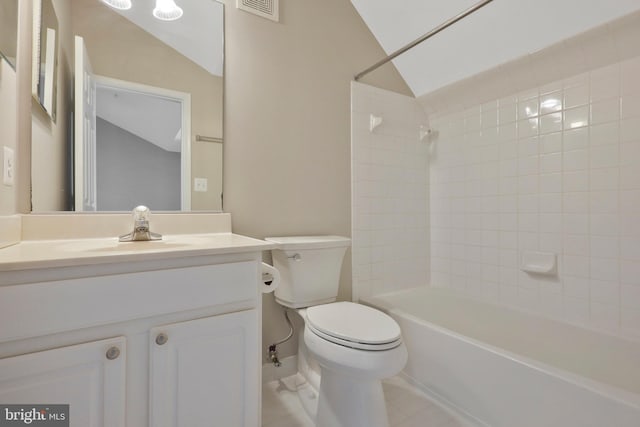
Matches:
[264,235,351,250]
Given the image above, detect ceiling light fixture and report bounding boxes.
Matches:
[153,0,184,21]
[100,0,132,10]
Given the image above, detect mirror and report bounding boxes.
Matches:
[33,0,59,121]
[30,0,224,212]
[0,0,19,69]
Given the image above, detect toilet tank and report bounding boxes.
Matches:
[265,236,351,308]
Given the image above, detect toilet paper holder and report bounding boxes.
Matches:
[261,262,281,293]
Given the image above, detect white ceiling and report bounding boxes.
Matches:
[351,0,640,97]
[109,0,224,76]
[97,86,183,152]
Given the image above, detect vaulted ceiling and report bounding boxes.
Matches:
[351,0,640,97]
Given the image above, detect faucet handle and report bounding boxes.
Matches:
[133,205,151,226]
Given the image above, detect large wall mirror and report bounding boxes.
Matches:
[0,0,19,69]
[31,0,224,212]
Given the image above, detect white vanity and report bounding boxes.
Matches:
[0,213,273,427]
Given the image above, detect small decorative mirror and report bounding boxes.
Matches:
[0,0,19,69]
[32,0,59,121]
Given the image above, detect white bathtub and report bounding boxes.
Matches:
[362,287,640,427]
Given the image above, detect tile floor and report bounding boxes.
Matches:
[262,374,476,427]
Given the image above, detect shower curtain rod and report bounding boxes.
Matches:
[354,0,495,82]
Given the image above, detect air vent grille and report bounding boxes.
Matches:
[237,0,279,22]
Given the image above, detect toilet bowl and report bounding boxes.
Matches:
[265,236,407,427]
[303,302,407,427]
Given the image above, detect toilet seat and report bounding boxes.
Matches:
[305,302,402,351]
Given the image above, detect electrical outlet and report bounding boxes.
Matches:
[194,177,208,192]
[3,146,14,187]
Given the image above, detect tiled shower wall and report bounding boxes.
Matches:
[428,55,640,340]
[351,82,430,300]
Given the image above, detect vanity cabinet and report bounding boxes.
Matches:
[0,253,264,427]
[0,336,126,425]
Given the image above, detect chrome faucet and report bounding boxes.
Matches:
[119,205,162,242]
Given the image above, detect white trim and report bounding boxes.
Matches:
[31,0,42,99]
[92,76,192,210]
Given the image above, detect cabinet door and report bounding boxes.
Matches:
[0,336,126,427]
[149,310,259,427]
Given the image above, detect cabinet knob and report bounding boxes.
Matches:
[155,333,168,346]
[106,346,121,360]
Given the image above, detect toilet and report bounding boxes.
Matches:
[265,236,407,427]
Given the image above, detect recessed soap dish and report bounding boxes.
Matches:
[521,251,557,276]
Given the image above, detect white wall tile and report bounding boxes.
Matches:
[590,64,620,101]
[563,127,589,151]
[564,84,589,109]
[589,145,619,169]
[590,257,619,282]
[621,57,640,95]
[564,106,590,130]
[621,260,640,286]
[539,173,562,193]
[590,280,619,305]
[563,149,589,171]
[620,237,640,260]
[590,122,619,146]
[564,297,590,324]
[564,192,589,213]
[356,53,640,340]
[590,98,620,125]
[621,309,640,338]
[621,118,640,142]
[540,152,562,173]
[590,214,619,236]
[590,235,619,258]
[563,171,589,192]
[590,302,619,333]
[621,285,640,310]
[590,168,618,191]
[589,191,618,214]
[621,95,640,119]
[620,189,640,212]
[564,234,590,257]
[563,213,589,235]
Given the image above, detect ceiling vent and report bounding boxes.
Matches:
[236,0,279,22]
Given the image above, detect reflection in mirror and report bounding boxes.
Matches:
[0,0,19,69]
[30,0,224,213]
[33,0,59,121]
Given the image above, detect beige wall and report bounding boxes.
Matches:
[70,0,223,211]
[222,0,411,360]
[0,59,18,214]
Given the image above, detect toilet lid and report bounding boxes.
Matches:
[306,302,402,350]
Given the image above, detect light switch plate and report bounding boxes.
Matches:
[3,146,14,187]
[194,177,208,192]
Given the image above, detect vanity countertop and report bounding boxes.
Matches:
[0,233,275,272]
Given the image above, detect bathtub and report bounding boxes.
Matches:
[362,287,640,427]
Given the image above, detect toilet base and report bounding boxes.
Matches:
[316,367,389,427]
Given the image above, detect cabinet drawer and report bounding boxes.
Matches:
[0,261,258,342]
